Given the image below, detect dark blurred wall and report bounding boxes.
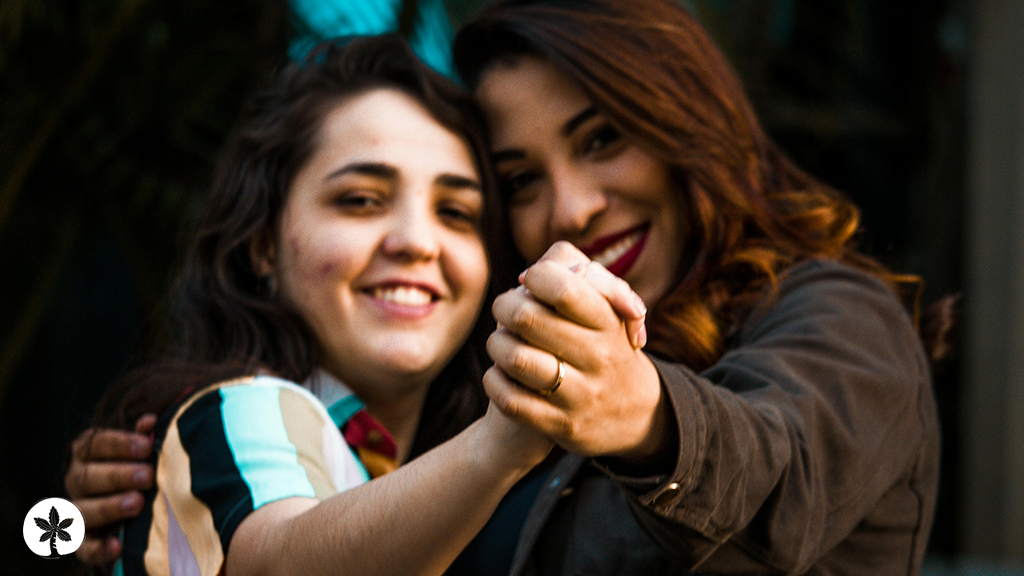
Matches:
[0,1,288,573]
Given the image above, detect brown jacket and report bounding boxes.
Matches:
[510,260,940,576]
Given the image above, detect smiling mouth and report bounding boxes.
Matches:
[370,285,436,306]
[583,224,649,277]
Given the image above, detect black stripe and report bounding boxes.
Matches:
[120,395,181,575]
[177,391,255,556]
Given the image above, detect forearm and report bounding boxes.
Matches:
[604,262,938,571]
[227,417,539,576]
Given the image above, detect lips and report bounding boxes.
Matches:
[363,281,441,319]
[580,224,649,278]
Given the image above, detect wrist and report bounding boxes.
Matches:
[464,414,549,485]
[607,355,678,474]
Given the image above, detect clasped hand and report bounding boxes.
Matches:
[484,242,671,465]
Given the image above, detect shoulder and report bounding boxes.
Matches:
[162,374,340,466]
[170,374,330,428]
[739,258,917,344]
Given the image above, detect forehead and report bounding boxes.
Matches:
[309,88,477,174]
[474,56,591,142]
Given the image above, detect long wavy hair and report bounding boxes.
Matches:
[94,35,506,456]
[454,0,948,371]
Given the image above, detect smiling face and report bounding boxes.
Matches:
[475,55,686,306]
[256,88,489,404]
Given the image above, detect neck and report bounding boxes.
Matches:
[361,385,430,463]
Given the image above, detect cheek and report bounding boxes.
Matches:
[509,207,546,262]
[281,230,366,300]
[448,237,490,308]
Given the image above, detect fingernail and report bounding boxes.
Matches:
[632,294,647,316]
[637,324,648,349]
[134,468,152,487]
[518,269,527,284]
[569,263,585,273]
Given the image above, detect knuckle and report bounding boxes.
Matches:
[510,348,532,376]
[552,414,575,441]
[64,468,81,497]
[510,303,536,333]
[555,281,582,309]
[485,332,501,360]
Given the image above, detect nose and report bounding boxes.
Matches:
[548,165,607,239]
[381,198,441,262]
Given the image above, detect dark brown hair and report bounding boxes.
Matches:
[94,34,504,455]
[454,0,946,371]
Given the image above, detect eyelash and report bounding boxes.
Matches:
[583,124,622,155]
[439,203,481,227]
[499,171,538,200]
[333,191,383,211]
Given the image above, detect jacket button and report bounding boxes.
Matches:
[652,482,681,507]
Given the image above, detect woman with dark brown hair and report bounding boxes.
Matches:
[74,34,569,576]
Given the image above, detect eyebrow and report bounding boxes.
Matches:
[489,106,600,164]
[562,106,598,137]
[436,173,482,191]
[324,162,398,182]
[325,161,479,190]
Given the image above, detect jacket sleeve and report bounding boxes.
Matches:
[598,260,938,573]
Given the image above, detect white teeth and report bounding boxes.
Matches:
[592,230,644,269]
[372,286,433,305]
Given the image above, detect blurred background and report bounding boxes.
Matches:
[0,0,1020,574]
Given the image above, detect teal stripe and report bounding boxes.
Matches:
[220,385,316,508]
[327,394,364,429]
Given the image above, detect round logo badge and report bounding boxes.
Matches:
[23,497,85,559]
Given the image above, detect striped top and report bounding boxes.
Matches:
[118,372,371,576]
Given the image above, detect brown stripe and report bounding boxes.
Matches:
[279,386,337,500]
[143,380,253,576]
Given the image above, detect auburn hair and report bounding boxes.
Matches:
[454,0,934,371]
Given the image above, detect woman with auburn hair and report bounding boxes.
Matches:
[453,0,942,574]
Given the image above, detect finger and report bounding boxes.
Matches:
[579,262,647,348]
[67,460,154,497]
[582,262,646,319]
[491,288,594,362]
[519,240,590,284]
[134,413,158,434]
[482,366,570,438]
[535,240,589,268]
[521,260,623,329]
[77,491,146,531]
[487,327,569,397]
[72,428,152,461]
[76,534,123,566]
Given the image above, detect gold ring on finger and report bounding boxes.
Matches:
[538,358,564,396]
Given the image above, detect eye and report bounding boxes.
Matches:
[332,190,383,212]
[498,169,538,202]
[438,199,482,231]
[582,124,622,155]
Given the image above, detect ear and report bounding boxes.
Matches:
[249,231,277,278]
